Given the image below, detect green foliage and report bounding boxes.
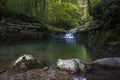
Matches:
[80,15,93,28]
[6,0,34,17]
[2,0,101,30]
[45,24,64,31]
[89,0,120,55]
[46,1,81,30]
[91,0,101,8]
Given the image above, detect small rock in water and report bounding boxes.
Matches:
[57,59,86,73]
[94,57,120,67]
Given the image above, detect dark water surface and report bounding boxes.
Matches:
[0,39,120,80]
[0,39,97,67]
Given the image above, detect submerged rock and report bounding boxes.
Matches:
[57,59,87,73]
[94,57,120,67]
[13,54,48,70]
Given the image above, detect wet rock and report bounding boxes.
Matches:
[0,21,49,41]
[94,57,120,67]
[108,41,120,46]
[13,54,48,70]
[87,20,101,31]
[57,59,79,73]
[0,68,6,74]
[0,66,74,80]
[57,59,87,73]
[69,28,77,33]
[50,30,66,39]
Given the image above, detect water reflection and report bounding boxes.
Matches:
[44,40,92,63]
[0,39,93,65]
[73,76,87,80]
[65,38,76,44]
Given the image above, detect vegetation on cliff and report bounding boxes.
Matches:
[0,0,100,30]
[89,0,120,56]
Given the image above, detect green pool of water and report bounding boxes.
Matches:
[0,39,96,65]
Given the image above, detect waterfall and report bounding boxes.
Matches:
[63,32,76,44]
[64,32,75,39]
[63,28,77,44]
[63,28,77,39]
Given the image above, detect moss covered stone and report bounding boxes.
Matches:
[14,54,48,70]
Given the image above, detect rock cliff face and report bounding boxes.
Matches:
[0,22,49,41]
[0,8,49,41]
[88,0,120,56]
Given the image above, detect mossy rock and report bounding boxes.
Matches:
[13,55,48,70]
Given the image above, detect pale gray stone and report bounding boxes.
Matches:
[57,59,86,73]
[94,57,120,67]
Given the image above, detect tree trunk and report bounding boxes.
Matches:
[61,0,64,3]
[42,0,47,21]
[83,0,91,17]
[87,0,91,12]
[34,0,39,19]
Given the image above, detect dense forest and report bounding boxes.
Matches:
[0,0,101,30]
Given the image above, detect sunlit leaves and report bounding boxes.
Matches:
[4,0,100,29]
[46,1,81,29]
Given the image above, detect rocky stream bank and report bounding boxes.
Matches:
[0,55,120,80]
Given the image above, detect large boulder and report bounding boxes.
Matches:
[94,57,120,67]
[57,59,87,73]
[13,54,48,70]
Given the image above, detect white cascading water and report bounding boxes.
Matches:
[64,28,77,39]
[64,32,74,39]
[63,32,76,44]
